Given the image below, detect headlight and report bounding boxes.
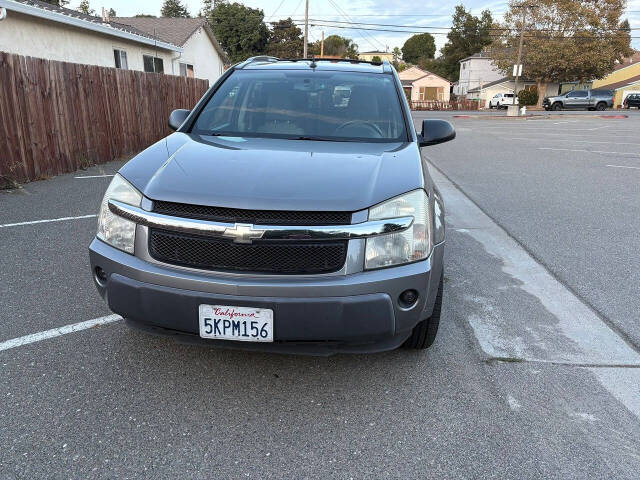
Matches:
[365,189,431,270]
[96,174,142,254]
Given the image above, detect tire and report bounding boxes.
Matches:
[402,272,443,350]
[552,102,562,111]
[596,102,607,111]
[489,103,494,109]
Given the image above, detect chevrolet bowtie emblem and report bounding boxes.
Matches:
[223,223,265,243]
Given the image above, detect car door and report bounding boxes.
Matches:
[564,91,580,108]
[573,90,589,108]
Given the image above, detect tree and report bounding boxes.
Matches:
[438,5,493,82]
[371,55,382,63]
[491,0,633,108]
[267,18,304,58]
[401,33,436,64]
[418,58,451,80]
[161,0,189,18]
[78,0,95,15]
[310,35,358,59]
[108,8,117,17]
[202,1,269,62]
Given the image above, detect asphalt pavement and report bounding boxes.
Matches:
[1,114,639,479]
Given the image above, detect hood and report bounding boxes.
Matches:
[121,134,424,212]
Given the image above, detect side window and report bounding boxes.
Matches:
[180,63,194,78]
[143,55,164,74]
[113,49,128,70]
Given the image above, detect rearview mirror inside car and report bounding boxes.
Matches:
[418,119,456,147]
[168,109,191,131]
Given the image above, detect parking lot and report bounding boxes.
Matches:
[2,112,640,479]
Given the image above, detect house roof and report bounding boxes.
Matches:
[360,51,392,55]
[595,73,640,91]
[614,51,640,71]
[459,52,492,63]
[398,66,451,84]
[467,76,535,93]
[400,79,414,86]
[4,0,181,51]
[114,17,227,62]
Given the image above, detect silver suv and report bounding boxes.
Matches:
[89,57,454,355]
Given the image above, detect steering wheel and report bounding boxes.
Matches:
[334,120,384,137]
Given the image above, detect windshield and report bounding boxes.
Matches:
[191,70,408,142]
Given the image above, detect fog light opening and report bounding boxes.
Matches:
[399,289,419,309]
[94,266,108,286]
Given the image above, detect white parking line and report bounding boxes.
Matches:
[607,165,640,170]
[0,314,122,353]
[0,214,97,229]
[74,174,115,179]
[510,137,640,147]
[538,147,640,156]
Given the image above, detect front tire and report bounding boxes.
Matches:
[402,273,443,350]
[552,102,562,111]
[596,102,607,111]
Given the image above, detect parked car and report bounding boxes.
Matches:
[623,93,640,109]
[488,93,518,109]
[542,89,614,111]
[89,57,454,355]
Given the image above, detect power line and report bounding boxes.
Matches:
[290,21,640,39]
[305,18,640,32]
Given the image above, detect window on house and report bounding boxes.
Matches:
[179,63,195,78]
[462,63,466,70]
[113,49,128,70]
[143,55,164,74]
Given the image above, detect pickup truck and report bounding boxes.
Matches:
[542,89,614,111]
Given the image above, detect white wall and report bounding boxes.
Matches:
[177,26,224,86]
[455,58,503,96]
[0,11,176,73]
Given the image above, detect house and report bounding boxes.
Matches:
[454,53,503,96]
[466,77,560,108]
[359,51,394,62]
[113,16,226,85]
[591,51,640,107]
[0,0,227,85]
[398,66,451,103]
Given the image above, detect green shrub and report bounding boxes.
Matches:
[518,87,538,106]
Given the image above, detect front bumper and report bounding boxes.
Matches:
[89,238,444,355]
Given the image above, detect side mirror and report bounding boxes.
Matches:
[418,119,456,147]
[168,109,190,131]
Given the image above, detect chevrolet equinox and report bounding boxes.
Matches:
[89,57,455,355]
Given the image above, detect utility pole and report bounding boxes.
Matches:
[320,31,324,58]
[513,6,526,104]
[303,0,309,58]
[513,3,536,110]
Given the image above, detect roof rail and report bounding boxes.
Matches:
[237,56,280,68]
[235,57,391,70]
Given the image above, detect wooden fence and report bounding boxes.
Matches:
[410,99,481,111]
[0,52,209,187]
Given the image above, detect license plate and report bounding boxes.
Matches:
[199,304,273,342]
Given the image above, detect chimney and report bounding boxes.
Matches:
[102,7,110,23]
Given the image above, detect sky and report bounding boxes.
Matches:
[71,0,640,53]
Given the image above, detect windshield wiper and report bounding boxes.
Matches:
[290,136,349,142]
